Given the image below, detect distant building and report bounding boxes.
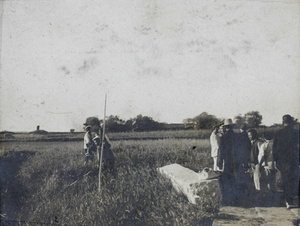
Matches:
[30,126,48,134]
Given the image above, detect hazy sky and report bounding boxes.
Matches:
[0,0,299,132]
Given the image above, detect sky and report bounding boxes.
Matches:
[0,0,299,132]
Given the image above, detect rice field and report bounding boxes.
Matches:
[0,137,217,225]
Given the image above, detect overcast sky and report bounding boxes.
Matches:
[0,0,299,132]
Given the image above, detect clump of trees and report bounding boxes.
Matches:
[85,111,296,132]
[183,112,221,130]
[127,114,163,132]
[183,111,264,130]
[233,111,263,128]
[105,115,128,132]
[84,114,163,132]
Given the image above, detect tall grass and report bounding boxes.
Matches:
[3,139,216,225]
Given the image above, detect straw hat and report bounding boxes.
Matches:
[224,118,233,126]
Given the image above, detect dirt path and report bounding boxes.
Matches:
[213,206,300,225]
[0,151,34,225]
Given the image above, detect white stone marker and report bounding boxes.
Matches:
[158,163,222,205]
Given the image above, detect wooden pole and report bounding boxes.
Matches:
[98,93,107,193]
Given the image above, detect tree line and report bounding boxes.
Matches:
[184,111,264,130]
[84,111,298,133]
[85,114,163,133]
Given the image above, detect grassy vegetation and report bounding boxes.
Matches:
[0,129,213,143]
[0,126,284,143]
[0,132,84,142]
[1,138,217,225]
[108,130,211,140]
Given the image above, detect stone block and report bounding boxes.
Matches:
[158,163,222,205]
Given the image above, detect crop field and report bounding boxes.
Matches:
[0,137,217,225]
[0,129,212,142]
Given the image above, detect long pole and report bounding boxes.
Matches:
[98,93,107,193]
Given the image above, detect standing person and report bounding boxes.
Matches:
[248,129,264,191]
[218,124,225,137]
[219,118,238,204]
[273,114,299,209]
[220,119,237,179]
[258,131,276,192]
[93,127,116,179]
[210,125,221,171]
[235,124,251,177]
[234,124,252,201]
[83,125,93,165]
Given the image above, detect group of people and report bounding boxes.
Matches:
[81,115,298,207]
[83,124,115,178]
[210,114,299,208]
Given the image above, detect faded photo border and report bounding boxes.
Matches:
[0,0,300,225]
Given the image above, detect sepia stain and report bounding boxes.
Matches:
[224,55,236,68]
[231,48,238,55]
[59,66,70,75]
[226,19,239,26]
[78,58,97,72]
[243,40,252,53]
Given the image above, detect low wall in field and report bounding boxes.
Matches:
[158,164,222,206]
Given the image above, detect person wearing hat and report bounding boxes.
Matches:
[273,114,299,209]
[219,118,238,204]
[219,119,236,175]
[83,125,93,165]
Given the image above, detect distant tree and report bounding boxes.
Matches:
[106,115,128,132]
[233,114,245,128]
[183,118,194,124]
[270,123,282,127]
[70,129,75,133]
[185,112,221,130]
[183,118,196,129]
[124,118,135,131]
[244,111,263,128]
[128,114,162,131]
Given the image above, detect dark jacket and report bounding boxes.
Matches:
[273,126,299,169]
[250,139,263,165]
[219,130,237,177]
[235,132,251,167]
